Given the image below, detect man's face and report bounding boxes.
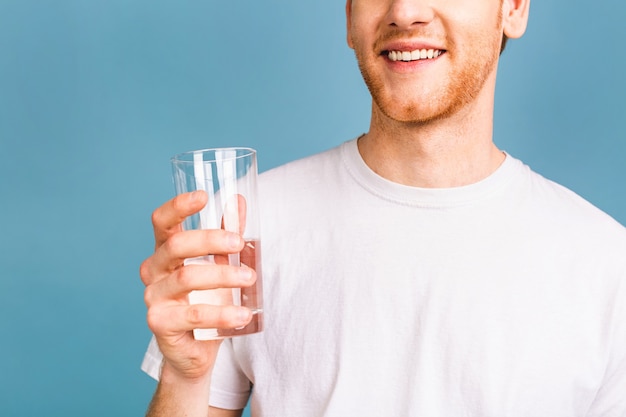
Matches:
[347,0,505,124]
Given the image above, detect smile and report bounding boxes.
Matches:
[386,49,445,62]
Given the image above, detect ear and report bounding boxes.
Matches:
[346,0,354,49]
[502,0,530,39]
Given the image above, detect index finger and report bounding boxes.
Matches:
[151,190,208,249]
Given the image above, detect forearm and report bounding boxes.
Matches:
[146,361,212,417]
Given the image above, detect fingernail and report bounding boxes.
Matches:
[228,233,242,248]
[190,190,202,200]
[239,266,253,282]
[237,308,251,324]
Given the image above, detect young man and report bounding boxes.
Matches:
[140,0,626,416]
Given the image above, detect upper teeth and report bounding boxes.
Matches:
[388,49,443,62]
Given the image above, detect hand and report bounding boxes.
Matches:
[140,190,256,381]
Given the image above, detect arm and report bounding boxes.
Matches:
[145,362,243,417]
[141,191,256,417]
[146,361,212,417]
[209,407,244,417]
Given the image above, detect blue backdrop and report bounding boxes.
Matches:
[1,1,624,416]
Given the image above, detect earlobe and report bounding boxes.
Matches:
[346,0,354,49]
[502,0,530,39]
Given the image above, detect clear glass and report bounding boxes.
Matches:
[171,147,263,339]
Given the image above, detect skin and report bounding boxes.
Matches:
[141,191,252,417]
[348,0,529,188]
[141,0,529,415]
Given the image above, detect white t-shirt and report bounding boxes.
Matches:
[143,139,626,417]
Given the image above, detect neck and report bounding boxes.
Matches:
[358,83,504,188]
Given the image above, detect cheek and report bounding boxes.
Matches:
[444,16,503,58]
[349,28,371,58]
[441,2,502,34]
[347,6,383,50]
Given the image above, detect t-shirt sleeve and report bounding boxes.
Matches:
[141,335,164,381]
[586,275,626,417]
[140,336,252,410]
[208,339,253,410]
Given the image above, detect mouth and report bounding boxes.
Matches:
[384,48,446,62]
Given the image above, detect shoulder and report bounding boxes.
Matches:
[260,142,345,184]
[516,157,626,254]
[258,140,352,201]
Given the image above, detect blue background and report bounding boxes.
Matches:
[1,1,624,416]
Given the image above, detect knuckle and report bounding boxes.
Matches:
[186,305,204,327]
[151,208,163,228]
[143,285,155,307]
[225,265,243,286]
[138,259,152,285]
[219,267,231,286]
[171,195,187,216]
[215,307,231,327]
[146,308,163,333]
[163,232,184,257]
[175,266,195,289]
[216,305,242,327]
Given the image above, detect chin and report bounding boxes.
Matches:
[375,99,459,125]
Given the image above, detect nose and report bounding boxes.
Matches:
[385,0,434,29]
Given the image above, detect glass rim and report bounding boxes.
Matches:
[170,147,257,164]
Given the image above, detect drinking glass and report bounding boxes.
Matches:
[171,147,264,339]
